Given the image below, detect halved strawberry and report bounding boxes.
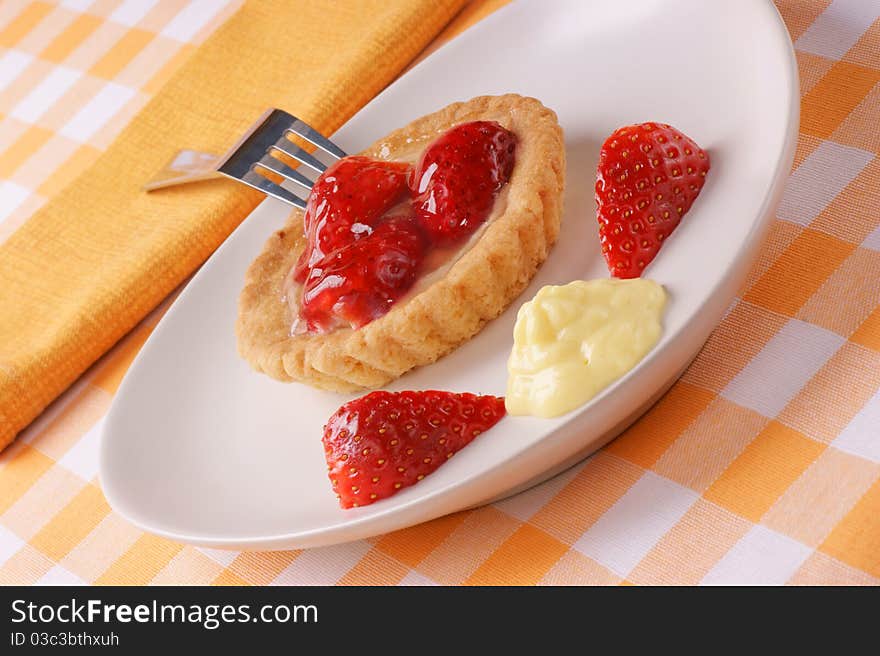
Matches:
[412,121,516,246]
[293,156,412,282]
[323,390,506,508]
[300,216,426,332]
[595,122,710,278]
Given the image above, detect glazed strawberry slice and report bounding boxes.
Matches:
[323,390,506,508]
[293,156,412,282]
[412,121,516,246]
[596,122,710,278]
[300,216,426,332]
[294,124,518,332]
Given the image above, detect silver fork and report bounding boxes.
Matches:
[143,109,347,208]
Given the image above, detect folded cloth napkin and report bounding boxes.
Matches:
[0,0,466,449]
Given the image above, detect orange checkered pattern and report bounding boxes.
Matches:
[1,0,879,586]
[0,0,243,244]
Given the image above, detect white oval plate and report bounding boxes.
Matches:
[101,0,797,550]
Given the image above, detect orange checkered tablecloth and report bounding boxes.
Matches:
[1,0,879,586]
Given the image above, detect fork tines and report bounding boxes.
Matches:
[217,109,346,209]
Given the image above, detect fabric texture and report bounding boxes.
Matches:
[0,0,878,586]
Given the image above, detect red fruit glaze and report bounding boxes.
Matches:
[412,121,516,246]
[595,122,710,278]
[295,122,517,331]
[293,156,411,282]
[323,390,506,508]
[300,216,426,333]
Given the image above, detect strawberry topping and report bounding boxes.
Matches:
[595,122,710,278]
[323,390,506,508]
[293,156,411,282]
[295,122,517,331]
[300,217,426,332]
[412,121,517,246]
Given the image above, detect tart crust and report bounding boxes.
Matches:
[237,94,566,392]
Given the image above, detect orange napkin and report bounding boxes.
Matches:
[0,0,466,449]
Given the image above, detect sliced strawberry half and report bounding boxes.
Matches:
[595,122,710,278]
[323,390,506,508]
[412,121,517,246]
[293,156,412,282]
[300,216,426,332]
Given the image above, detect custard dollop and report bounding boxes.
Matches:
[506,278,666,418]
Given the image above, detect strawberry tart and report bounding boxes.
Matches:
[237,94,566,391]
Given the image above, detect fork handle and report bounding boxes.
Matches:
[142,150,223,191]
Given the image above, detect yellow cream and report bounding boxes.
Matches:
[506,278,667,418]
